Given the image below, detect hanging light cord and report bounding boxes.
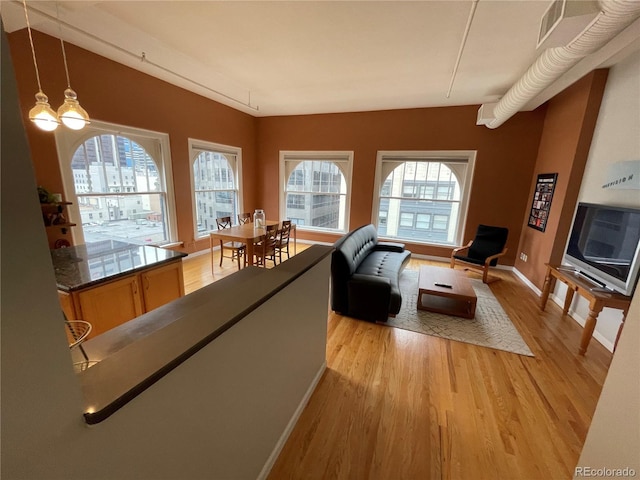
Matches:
[22,0,44,93]
[16,0,259,112]
[56,2,72,89]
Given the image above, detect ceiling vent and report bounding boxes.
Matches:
[537,0,599,50]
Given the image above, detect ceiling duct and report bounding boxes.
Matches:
[479,0,640,129]
[537,0,600,50]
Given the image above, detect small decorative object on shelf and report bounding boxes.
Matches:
[38,186,76,239]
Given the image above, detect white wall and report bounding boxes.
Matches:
[553,50,640,350]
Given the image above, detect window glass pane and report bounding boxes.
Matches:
[192,150,238,235]
[377,160,464,244]
[72,134,169,244]
[286,194,306,209]
[72,135,160,194]
[78,193,168,244]
[284,160,347,231]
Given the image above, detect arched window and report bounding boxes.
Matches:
[374,151,475,245]
[56,121,176,245]
[189,139,241,237]
[280,151,353,232]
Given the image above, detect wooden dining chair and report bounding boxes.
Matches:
[253,224,278,268]
[238,212,252,225]
[275,220,292,264]
[216,216,246,270]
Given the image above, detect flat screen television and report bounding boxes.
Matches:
[564,202,640,296]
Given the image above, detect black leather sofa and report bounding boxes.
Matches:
[331,224,411,322]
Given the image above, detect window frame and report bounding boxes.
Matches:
[279,151,354,234]
[54,120,178,246]
[188,139,243,240]
[371,150,476,246]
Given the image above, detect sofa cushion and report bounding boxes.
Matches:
[332,224,379,275]
[356,249,411,314]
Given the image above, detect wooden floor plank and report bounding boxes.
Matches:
[181,248,612,480]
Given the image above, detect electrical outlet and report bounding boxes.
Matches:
[520,252,528,262]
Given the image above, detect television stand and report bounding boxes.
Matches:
[540,264,632,355]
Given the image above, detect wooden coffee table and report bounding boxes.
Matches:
[417,266,477,319]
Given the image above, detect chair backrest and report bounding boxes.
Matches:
[238,212,252,225]
[65,320,92,349]
[278,220,292,245]
[265,224,279,249]
[468,224,509,266]
[216,216,232,230]
[255,224,279,259]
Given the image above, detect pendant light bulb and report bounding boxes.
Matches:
[29,91,60,131]
[57,88,90,130]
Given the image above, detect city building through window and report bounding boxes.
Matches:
[55,121,177,245]
[373,151,476,246]
[189,139,242,238]
[280,151,353,232]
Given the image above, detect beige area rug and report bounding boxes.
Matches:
[384,269,534,356]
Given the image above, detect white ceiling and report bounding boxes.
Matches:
[2,1,639,117]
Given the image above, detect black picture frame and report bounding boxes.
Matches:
[527,173,558,232]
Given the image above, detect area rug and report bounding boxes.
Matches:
[383,269,534,356]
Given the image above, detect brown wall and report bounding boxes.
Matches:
[8,29,258,253]
[257,106,547,262]
[515,70,609,289]
[9,28,607,277]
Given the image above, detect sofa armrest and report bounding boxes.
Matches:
[374,241,405,253]
[347,274,391,322]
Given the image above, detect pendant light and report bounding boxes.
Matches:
[22,0,60,131]
[56,3,90,130]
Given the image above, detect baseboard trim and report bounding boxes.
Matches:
[512,268,542,296]
[257,361,327,480]
[546,293,615,352]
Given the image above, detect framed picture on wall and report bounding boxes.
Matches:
[527,173,558,232]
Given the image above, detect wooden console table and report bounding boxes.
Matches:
[540,264,631,355]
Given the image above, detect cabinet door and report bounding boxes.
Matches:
[77,275,144,337]
[58,291,76,320]
[140,261,185,312]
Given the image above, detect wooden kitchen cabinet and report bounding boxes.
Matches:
[140,260,185,311]
[77,274,145,337]
[52,242,187,339]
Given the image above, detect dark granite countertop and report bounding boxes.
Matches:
[51,240,187,292]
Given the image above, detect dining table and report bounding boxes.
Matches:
[209,220,296,273]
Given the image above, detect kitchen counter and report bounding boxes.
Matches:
[53,240,188,337]
[51,240,187,292]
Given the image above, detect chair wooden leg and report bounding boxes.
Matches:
[219,241,224,267]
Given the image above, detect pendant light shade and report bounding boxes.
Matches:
[57,87,90,130]
[28,91,60,131]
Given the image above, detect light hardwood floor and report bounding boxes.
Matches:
[182,247,612,480]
